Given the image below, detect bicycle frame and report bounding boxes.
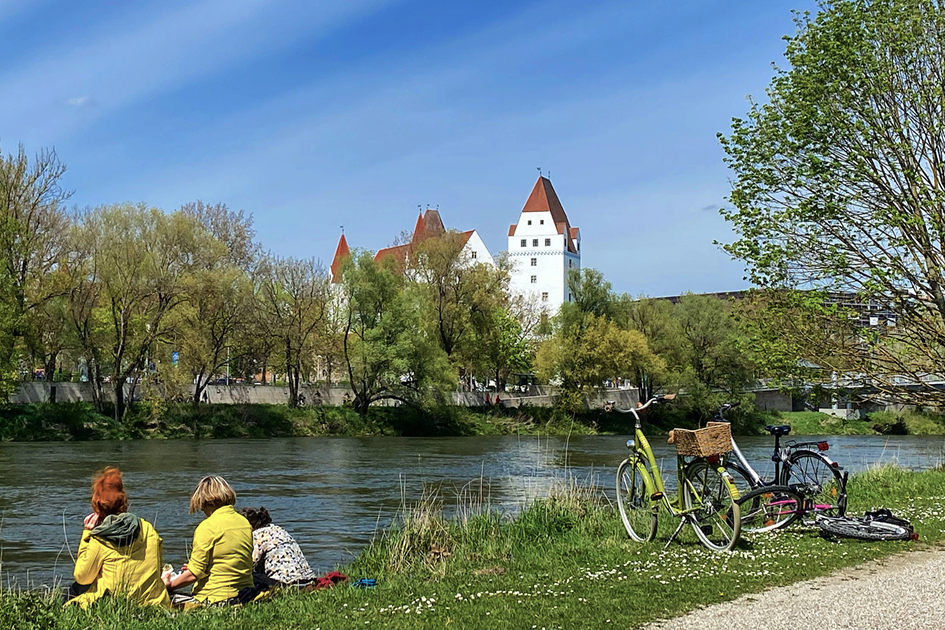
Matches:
[714,405,847,514]
[624,403,731,521]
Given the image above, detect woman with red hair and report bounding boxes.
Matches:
[65,467,170,609]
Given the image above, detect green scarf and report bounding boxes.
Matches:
[91,512,141,546]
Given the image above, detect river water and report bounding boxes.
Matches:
[1,433,942,587]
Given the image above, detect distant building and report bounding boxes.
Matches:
[329,208,493,283]
[506,176,581,312]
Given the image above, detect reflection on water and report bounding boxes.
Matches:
[1,433,942,586]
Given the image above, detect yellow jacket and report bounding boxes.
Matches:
[187,505,253,603]
[67,515,170,609]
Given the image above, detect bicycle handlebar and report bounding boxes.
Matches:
[607,393,676,415]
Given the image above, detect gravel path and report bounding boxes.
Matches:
[645,548,945,630]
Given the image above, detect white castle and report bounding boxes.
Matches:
[329,175,581,314]
[506,176,581,312]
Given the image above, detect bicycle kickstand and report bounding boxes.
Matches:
[664,517,689,550]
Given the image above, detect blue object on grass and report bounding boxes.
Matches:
[352,578,377,588]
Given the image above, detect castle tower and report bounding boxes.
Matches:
[507,176,580,311]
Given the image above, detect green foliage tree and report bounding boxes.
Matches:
[613,295,683,400]
[78,204,210,420]
[0,143,71,373]
[720,0,945,404]
[341,250,451,415]
[476,307,531,391]
[536,313,663,412]
[174,202,258,405]
[257,256,330,407]
[670,294,757,420]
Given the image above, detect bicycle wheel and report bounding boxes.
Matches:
[737,485,803,534]
[616,458,657,542]
[817,517,913,541]
[720,461,756,497]
[682,460,740,551]
[781,451,846,516]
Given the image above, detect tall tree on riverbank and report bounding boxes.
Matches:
[720,0,945,404]
[79,204,210,421]
[341,250,450,414]
[257,256,330,407]
[0,143,72,377]
[175,202,259,406]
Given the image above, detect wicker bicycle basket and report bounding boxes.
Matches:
[672,423,733,457]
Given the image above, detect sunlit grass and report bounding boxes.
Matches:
[3,465,944,629]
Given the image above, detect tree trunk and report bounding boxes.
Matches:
[45,353,57,382]
[113,379,125,422]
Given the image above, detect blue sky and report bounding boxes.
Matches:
[0,0,816,296]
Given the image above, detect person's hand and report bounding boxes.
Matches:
[83,513,101,530]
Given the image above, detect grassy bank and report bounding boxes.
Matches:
[3,401,945,442]
[0,402,625,441]
[2,465,944,629]
[755,410,945,436]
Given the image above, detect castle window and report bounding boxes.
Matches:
[532,239,538,247]
[520,239,526,247]
[527,220,532,225]
[541,292,548,301]
[530,258,537,267]
[544,238,551,246]
[568,260,572,268]
[540,220,544,225]
[577,242,580,251]
[530,275,537,284]
[471,251,477,259]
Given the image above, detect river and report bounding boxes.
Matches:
[1,433,942,588]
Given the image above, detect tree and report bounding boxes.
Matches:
[80,204,208,420]
[670,294,756,414]
[0,143,71,366]
[613,295,682,400]
[174,202,258,405]
[411,231,507,365]
[536,313,663,411]
[720,0,945,404]
[257,256,330,407]
[476,307,531,391]
[557,267,613,332]
[341,250,450,414]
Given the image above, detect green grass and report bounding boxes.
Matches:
[755,410,945,436]
[3,465,944,629]
[0,402,617,441]
[5,401,945,442]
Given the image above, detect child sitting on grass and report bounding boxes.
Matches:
[240,507,317,587]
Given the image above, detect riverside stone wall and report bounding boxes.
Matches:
[9,382,642,409]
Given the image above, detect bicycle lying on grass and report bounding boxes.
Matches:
[710,403,849,533]
[612,395,741,552]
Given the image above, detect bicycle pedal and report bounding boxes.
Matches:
[651,492,664,501]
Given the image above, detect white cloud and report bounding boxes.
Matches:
[66,96,92,108]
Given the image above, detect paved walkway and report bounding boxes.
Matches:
[645,549,945,630]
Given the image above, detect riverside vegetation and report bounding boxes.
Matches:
[3,401,945,441]
[1,465,944,629]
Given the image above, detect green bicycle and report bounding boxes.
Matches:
[613,394,741,552]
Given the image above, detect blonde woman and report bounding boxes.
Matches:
[162,476,253,604]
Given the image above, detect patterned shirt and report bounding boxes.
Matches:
[251,525,316,584]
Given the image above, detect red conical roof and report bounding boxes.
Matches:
[329,233,350,283]
[521,176,578,253]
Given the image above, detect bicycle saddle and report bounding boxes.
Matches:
[764,424,791,436]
